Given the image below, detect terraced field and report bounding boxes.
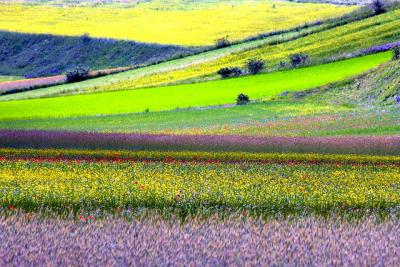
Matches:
[0,52,391,120]
[0,1,354,46]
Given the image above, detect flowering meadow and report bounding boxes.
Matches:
[0,148,399,216]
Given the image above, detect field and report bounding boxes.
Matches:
[0,149,399,213]
[2,215,400,265]
[0,1,355,46]
[0,52,391,120]
[1,1,400,265]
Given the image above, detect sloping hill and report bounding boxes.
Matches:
[301,59,400,106]
[4,6,397,100]
[0,31,196,78]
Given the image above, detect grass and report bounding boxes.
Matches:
[0,1,354,46]
[0,30,195,78]
[0,52,391,120]
[0,101,351,133]
[0,76,21,82]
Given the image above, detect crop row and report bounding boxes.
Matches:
[0,158,399,215]
[1,214,400,266]
[1,130,400,155]
[0,66,133,95]
[0,148,399,165]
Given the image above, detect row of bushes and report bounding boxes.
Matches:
[217,54,309,79]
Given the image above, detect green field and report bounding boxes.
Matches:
[0,52,391,120]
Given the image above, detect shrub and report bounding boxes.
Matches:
[393,46,400,61]
[215,36,230,48]
[236,93,250,105]
[66,66,90,83]
[81,33,91,44]
[247,59,265,75]
[371,0,386,15]
[289,53,309,67]
[217,67,242,78]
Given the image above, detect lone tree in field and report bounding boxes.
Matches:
[371,0,386,15]
[66,66,90,83]
[236,93,250,105]
[215,36,231,48]
[289,53,309,67]
[393,46,400,61]
[247,59,265,75]
[217,67,242,78]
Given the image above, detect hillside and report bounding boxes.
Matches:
[0,31,195,78]
[0,52,391,121]
[4,6,397,100]
[0,52,397,136]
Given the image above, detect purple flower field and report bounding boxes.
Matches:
[1,130,399,155]
[1,214,400,266]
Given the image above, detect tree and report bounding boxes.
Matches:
[236,93,250,105]
[247,59,265,75]
[393,46,400,61]
[66,66,90,83]
[215,36,230,48]
[289,53,309,67]
[371,0,386,15]
[217,67,242,78]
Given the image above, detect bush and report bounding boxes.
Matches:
[393,46,400,61]
[371,0,386,15]
[289,53,309,67]
[215,36,230,48]
[217,67,242,78]
[247,59,265,75]
[66,66,90,83]
[236,93,250,105]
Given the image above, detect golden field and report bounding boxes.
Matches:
[0,1,355,46]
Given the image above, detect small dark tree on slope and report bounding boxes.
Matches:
[66,66,90,83]
[393,46,400,61]
[289,53,309,67]
[247,59,265,74]
[371,0,386,15]
[236,93,250,105]
[217,67,242,78]
[215,36,230,48]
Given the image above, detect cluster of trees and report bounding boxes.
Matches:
[66,66,90,83]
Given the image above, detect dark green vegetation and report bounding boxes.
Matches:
[0,31,196,78]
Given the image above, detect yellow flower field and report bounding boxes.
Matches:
[0,1,355,46]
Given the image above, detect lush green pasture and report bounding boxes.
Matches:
[0,1,354,46]
[0,150,399,215]
[0,101,350,133]
[0,52,391,120]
